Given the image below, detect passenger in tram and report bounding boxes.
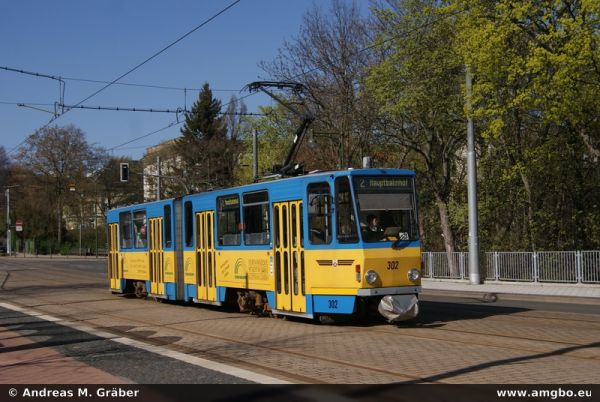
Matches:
[362,214,384,241]
[135,220,147,248]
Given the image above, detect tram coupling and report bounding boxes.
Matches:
[377,295,419,323]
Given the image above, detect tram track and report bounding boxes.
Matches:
[360,325,600,361]
[3,259,599,383]
[0,297,433,384]
[343,312,600,361]
[423,305,600,326]
[6,294,599,385]
[487,311,600,325]
[4,267,599,364]
[50,310,600,365]
[92,310,434,384]
[3,296,599,384]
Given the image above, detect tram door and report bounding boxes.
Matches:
[195,211,217,302]
[273,201,306,313]
[108,223,120,290]
[149,218,165,296]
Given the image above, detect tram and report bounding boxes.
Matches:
[106,168,422,322]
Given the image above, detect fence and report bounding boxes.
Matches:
[421,251,600,284]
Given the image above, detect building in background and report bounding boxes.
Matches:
[142,139,180,202]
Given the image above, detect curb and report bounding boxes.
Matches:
[421,288,600,306]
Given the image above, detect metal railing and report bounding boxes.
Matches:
[422,251,600,284]
[422,252,469,280]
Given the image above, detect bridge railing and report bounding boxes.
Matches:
[421,251,600,284]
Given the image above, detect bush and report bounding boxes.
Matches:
[59,243,73,256]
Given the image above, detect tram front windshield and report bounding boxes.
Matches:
[352,176,419,243]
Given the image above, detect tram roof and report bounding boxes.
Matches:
[107,167,415,216]
[186,167,415,200]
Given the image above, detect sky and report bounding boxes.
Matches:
[0,0,361,161]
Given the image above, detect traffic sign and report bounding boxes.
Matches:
[15,219,23,232]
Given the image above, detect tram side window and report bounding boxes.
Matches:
[243,191,270,245]
[218,195,241,246]
[119,212,133,249]
[307,182,332,245]
[335,177,358,243]
[133,210,147,249]
[184,201,193,247]
[164,205,172,248]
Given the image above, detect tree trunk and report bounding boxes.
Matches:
[579,130,600,162]
[436,197,458,277]
[519,171,536,251]
[418,209,426,248]
[57,196,62,249]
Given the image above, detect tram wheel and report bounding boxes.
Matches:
[134,281,147,299]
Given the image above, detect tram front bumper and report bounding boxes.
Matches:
[377,294,419,322]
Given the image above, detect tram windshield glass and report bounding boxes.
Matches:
[352,176,419,243]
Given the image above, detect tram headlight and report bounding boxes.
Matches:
[408,268,421,282]
[365,270,378,285]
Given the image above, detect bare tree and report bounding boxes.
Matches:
[0,146,9,188]
[222,95,246,183]
[17,125,106,247]
[260,0,378,169]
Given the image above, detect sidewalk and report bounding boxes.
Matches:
[422,278,600,302]
[0,327,130,384]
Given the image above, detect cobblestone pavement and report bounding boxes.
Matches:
[1,258,599,384]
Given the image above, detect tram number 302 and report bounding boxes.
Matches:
[328,300,338,309]
[387,261,399,270]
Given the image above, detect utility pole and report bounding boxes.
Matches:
[5,188,10,256]
[79,193,83,256]
[252,129,259,181]
[156,155,161,201]
[94,193,99,258]
[466,65,481,285]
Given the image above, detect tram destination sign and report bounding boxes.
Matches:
[218,195,240,211]
[354,176,413,193]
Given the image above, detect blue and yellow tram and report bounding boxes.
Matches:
[106,168,422,322]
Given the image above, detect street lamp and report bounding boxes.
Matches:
[5,188,11,256]
[4,185,20,256]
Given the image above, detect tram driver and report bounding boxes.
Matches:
[362,214,384,241]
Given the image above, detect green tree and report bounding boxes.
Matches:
[455,0,600,250]
[367,0,466,258]
[457,0,600,154]
[95,157,144,211]
[174,83,240,192]
[235,104,300,184]
[7,164,59,254]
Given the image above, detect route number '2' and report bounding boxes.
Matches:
[387,261,399,270]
